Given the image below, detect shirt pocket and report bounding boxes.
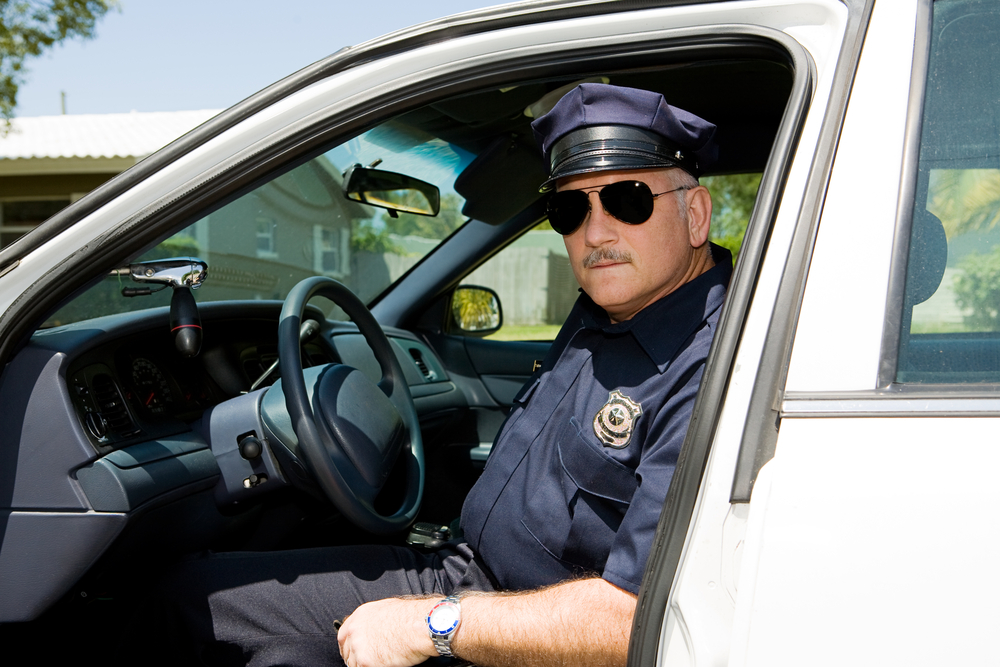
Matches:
[520,416,639,573]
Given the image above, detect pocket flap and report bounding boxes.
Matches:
[558,417,638,504]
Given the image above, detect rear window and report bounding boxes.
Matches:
[896,0,1000,383]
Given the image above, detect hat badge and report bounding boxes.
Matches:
[593,390,642,448]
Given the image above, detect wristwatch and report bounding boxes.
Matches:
[426,595,462,657]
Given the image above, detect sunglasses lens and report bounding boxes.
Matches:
[547,181,658,234]
[547,190,590,235]
[600,181,654,224]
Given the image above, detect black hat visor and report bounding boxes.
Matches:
[539,125,697,192]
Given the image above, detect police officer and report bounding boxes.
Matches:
[338,84,731,667]
[167,84,730,667]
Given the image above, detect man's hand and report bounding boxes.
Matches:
[337,597,437,667]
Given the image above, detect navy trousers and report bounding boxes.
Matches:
[158,542,494,667]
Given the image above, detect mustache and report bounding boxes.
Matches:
[582,247,633,268]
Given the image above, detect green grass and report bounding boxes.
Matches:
[486,324,562,341]
[910,321,976,334]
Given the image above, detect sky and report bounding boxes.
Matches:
[15,0,507,118]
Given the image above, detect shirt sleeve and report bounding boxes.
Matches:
[600,331,711,594]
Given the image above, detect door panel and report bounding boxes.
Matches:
[463,337,549,407]
[731,416,1000,666]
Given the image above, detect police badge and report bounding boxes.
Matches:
[593,390,642,448]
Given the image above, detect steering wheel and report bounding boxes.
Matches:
[266,276,424,534]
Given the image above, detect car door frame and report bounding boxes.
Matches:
[627,0,874,664]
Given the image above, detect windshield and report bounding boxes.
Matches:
[46,123,475,326]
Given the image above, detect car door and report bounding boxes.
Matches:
[636,0,1000,664]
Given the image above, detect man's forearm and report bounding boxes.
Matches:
[452,577,637,667]
[337,577,636,667]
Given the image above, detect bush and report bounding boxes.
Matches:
[954,245,1000,329]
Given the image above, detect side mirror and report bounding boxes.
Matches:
[451,285,502,336]
[343,165,440,217]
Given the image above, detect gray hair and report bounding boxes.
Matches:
[668,169,699,221]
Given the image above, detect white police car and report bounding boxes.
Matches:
[0,0,996,664]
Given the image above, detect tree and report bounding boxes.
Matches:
[0,0,116,121]
[703,173,761,259]
[382,193,465,240]
[927,168,1000,237]
[953,245,1000,331]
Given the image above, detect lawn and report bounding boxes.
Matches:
[486,324,562,341]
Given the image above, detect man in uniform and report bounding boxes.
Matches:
[170,83,731,667]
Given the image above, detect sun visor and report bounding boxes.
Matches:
[455,134,547,225]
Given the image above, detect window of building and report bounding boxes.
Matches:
[0,199,71,248]
[255,218,277,258]
[313,225,349,277]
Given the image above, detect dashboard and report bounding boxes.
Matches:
[51,302,459,455]
[63,310,336,454]
[0,300,463,623]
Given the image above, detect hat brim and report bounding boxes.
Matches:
[538,126,699,192]
[538,153,684,192]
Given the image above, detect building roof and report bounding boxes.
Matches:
[0,109,222,175]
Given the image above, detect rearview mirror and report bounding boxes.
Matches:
[343,165,440,216]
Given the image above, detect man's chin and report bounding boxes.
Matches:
[585,289,635,316]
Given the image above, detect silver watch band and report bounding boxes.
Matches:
[432,634,455,658]
[428,594,462,657]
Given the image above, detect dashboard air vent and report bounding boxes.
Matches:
[91,374,138,436]
[409,348,435,381]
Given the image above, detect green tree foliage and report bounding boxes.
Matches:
[703,173,761,259]
[954,245,1000,330]
[350,225,404,254]
[0,0,115,121]
[140,233,199,260]
[382,193,465,240]
[929,169,1000,237]
[352,192,466,255]
[452,286,499,332]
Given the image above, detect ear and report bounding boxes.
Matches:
[685,185,713,248]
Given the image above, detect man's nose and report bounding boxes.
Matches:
[582,191,619,246]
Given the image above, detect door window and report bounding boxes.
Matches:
[461,174,757,342]
[896,0,1000,383]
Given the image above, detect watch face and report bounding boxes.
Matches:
[429,602,460,634]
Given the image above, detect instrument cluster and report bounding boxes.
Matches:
[121,353,216,417]
[69,340,225,452]
[64,313,337,453]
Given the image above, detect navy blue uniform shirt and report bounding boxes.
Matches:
[461,245,732,595]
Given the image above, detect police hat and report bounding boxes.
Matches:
[531,83,718,192]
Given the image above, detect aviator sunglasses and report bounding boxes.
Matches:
[545,180,691,235]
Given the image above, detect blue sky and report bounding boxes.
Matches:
[16,0,505,117]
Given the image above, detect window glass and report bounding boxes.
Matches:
[472,220,575,342]
[703,173,759,261]
[896,0,1000,382]
[45,125,474,327]
[466,174,756,342]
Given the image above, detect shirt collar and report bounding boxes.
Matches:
[578,244,732,371]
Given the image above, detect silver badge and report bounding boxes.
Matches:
[593,390,642,448]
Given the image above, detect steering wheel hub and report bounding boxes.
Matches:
[314,364,406,488]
